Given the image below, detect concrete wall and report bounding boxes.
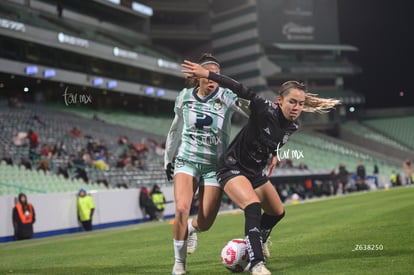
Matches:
[0,186,175,242]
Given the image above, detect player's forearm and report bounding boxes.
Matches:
[208,72,255,100]
[164,114,182,168]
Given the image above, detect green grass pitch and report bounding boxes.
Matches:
[1,186,413,274]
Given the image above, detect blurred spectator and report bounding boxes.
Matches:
[151,184,166,221]
[356,160,369,191]
[37,159,50,174]
[155,143,165,157]
[298,162,308,170]
[93,159,109,171]
[12,193,36,240]
[402,159,413,185]
[57,165,69,179]
[390,171,398,187]
[41,144,50,157]
[51,142,66,157]
[285,159,294,168]
[303,178,314,199]
[373,163,379,175]
[373,163,379,187]
[139,187,157,221]
[331,169,339,195]
[116,156,126,168]
[27,129,39,147]
[2,156,13,166]
[338,163,350,194]
[20,158,32,170]
[27,129,40,161]
[77,188,95,231]
[82,151,93,167]
[70,153,88,183]
[118,136,129,146]
[13,132,28,146]
[276,184,288,203]
[69,127,81,138]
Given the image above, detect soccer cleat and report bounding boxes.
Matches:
[250,261,271,275]
[187,232,198,254]
[262,237,272,258]
[172,261,186,275]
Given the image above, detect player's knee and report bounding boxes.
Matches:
[175,202,191,217]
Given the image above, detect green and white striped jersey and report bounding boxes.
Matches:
[164,87,240,167]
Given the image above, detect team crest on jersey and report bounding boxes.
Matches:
[213,98,222,111]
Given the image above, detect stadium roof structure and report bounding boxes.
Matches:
[273,43,358,52]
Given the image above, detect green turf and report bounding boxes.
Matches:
[1,186,413,274]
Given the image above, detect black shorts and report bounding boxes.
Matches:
[217,155,268,189]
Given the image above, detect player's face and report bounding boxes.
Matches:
[278,88,305,121]
[199,64,220,94]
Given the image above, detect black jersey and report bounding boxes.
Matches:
[208,72,299,177]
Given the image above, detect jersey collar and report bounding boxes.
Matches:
[192,86,219,103]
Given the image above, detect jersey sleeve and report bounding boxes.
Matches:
[164,91,185,169]
[221,88,251,118]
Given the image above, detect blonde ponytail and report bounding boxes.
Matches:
[304,93,341,113]
[278,81,341,113]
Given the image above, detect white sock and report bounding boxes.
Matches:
[173,239,187,263]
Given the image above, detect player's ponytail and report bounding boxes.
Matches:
[303,93,341,113]
[279,80,340,113]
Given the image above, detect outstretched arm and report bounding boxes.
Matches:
[164,113,182,169]
[181,60,256,100]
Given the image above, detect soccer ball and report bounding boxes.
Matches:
[221,238,250,272]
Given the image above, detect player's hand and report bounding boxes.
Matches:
[181,60,209,79]
[165,162,174,181]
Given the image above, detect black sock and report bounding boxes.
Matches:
[260,211,285,243]
[244,202,263,268]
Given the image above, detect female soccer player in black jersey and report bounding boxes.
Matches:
[182,60,340,275]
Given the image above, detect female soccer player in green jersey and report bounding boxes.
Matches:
[164,53,249,275]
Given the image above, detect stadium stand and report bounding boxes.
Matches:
[0,160,106,195]
[1,99,405,195]
[362,116,414,151]
[285,131,401,175]
[46,103,174,137]
[341,121,410,152]
[0,101,168,194]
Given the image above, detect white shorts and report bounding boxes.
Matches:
[174,157,220,187]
